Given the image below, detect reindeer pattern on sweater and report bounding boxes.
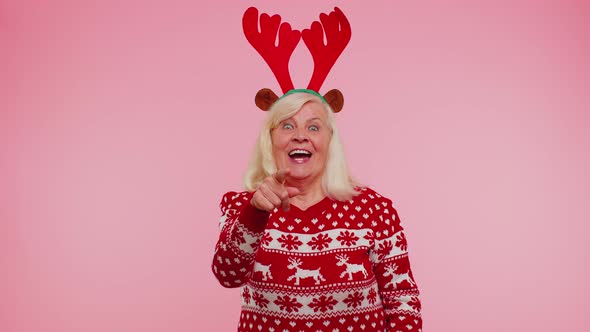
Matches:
[212,187,422,332]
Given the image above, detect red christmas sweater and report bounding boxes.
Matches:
[212,187,422,332]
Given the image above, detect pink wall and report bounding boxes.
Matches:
[2,0,589,331]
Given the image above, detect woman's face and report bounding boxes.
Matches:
[271,101,331,186]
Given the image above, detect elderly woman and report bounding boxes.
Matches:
[212,92,422,332]
[212,6,422,332]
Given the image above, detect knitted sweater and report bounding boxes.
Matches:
[212,187,422,332]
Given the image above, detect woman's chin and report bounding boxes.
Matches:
[288,171,309,180]
[287,169,323,185]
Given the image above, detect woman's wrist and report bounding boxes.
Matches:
[237,195,270,232]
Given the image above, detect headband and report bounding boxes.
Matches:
[243,7,351,113]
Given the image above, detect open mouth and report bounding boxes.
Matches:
[288,149,312,163]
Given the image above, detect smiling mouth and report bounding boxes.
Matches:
[288,149,312,163]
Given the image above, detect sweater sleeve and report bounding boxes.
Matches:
[370,197,422,331]
[211,191,269,288]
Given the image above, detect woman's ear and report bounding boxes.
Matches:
[255,88,279,111]
[323,89,344,113]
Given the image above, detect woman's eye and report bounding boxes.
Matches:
[309,125,319,131]
[283,123,293,129]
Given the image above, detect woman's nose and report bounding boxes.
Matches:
[292,128,309,142]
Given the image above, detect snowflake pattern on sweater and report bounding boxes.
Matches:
[212,187,422,332]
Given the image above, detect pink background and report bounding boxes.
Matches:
[2,0,589,331]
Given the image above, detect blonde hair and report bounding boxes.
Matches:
[243,92,359,201]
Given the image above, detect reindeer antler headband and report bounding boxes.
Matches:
[243,7,351,112]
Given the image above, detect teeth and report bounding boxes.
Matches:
[289,149,311,157]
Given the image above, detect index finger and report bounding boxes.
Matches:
[273,169,290,184]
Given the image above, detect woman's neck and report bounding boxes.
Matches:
[286,177,325,210]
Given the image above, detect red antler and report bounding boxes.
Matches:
[243,7,301,94]
[302,7,351,92]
